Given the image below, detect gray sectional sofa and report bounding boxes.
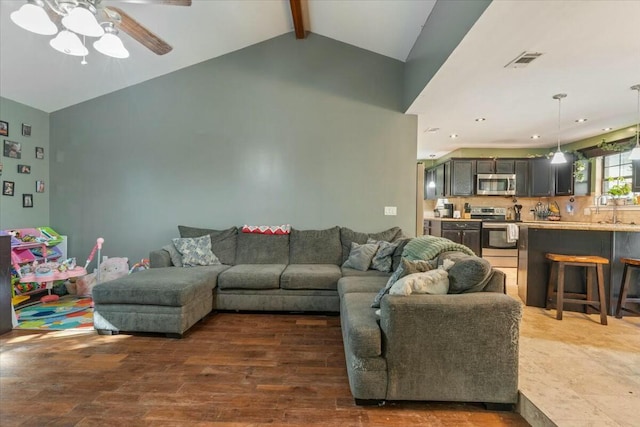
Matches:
[92,225,521,407]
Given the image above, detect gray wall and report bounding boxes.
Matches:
[50,33,417,263]
[0,97,50,229]
[404,0,491,110]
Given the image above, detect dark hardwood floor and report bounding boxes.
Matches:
[0,312,529,426]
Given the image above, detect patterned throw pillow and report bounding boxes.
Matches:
[389,270,449,296]
[342,241,379,271]
[172,235,220,267]
[367,238,399,273]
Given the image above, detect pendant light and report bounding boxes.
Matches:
[550,93,567,164]
[629,84,640,160]
[427,154,436,188]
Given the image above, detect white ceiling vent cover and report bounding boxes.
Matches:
[504,52,543,68]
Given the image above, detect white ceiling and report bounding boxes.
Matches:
[1,1,639,160]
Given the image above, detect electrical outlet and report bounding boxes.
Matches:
[384,206,397,216]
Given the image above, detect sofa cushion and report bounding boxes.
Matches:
[437,251,493,294]
[162,243,183,267]
[172,235,220,267]
[289,226,342,265]
[92,266,228,306]
[341,292,383,358]
[337,276,389,298]
[178,225,238,265]
[342,242,379,271]
[235,233,289,264]
[280,264,342,290]
[340,227,403,263]
[389,270,449,296]
[217,264,286,290]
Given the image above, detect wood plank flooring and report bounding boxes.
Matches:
[0,312,528,426]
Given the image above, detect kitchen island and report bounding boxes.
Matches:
[517,221,640,316]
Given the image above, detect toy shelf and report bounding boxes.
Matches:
[18,266,87,284]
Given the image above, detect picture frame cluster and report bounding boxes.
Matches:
[1,118,45,208]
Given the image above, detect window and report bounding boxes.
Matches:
[602,151,633,195]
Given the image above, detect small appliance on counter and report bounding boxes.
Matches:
[442,203,454,218]
[514,204,523,222]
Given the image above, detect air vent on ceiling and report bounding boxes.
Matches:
[504,52,543,68]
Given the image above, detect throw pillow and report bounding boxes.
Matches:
[437,251,492,293]
[340,227,403,263]
[389,269,449,296]
[371,263,405,308]
[342,241,379,271]
[367,238,399,273]
[177,226,238,265]
[162,243,183,267]
[172,235,221,267]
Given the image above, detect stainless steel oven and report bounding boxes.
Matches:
[470,207,519,268]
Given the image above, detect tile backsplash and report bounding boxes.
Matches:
[424,196,640,224]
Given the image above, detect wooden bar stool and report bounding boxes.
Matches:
[615,257,640,318]
[545,253,608,325]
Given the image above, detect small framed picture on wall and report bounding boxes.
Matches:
[2,180,14,196]
[3,140,21,159]
[36,180,45,193]
[22,124,31,137]
[35,147,44,159]
[0,121,8,137]
[18,164,31,174]
[23,193,33,208]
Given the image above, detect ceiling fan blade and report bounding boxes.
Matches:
[106,0,191,5]
[105,6,173,55]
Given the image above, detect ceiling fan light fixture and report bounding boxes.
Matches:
[10,1,58,36]
[94,24,129,58]
[50,30,88,56]
[62,5,104,37]
[630,84,640,160]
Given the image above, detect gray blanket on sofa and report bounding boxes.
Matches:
[402,235,476,261]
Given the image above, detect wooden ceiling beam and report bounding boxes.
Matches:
[290,0,306,39]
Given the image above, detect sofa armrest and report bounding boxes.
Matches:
[380,293,521,403]
[484,268,506,293]
[150,248,172,268]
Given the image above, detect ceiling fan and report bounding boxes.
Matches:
[10,0,191,59]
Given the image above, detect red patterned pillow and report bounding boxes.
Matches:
[241,224,291,235]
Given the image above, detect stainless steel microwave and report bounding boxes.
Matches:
[476,174,516,196]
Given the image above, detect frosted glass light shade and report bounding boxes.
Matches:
[550,149,567,164]
[428,180,436,188]
[62,6,104,37]
[50,30,88,56]
[94,33,129,58]
[629,143,640,160]
[11,3,57,35]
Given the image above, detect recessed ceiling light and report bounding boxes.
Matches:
[575,118,588,123]
[450,134,459,139]
[602,127,612,131]
[531,134,541,139]
[424,127,440,133]
[475,118,486,122]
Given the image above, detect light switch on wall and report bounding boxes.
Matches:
[384,206,397,216]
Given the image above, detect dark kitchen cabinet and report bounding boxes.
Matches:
[435,164,446,198]
[449,159,475,196]
[574,159,591,196]
[633,160,640,192]
[440,221,482,256]
[515,160,529,197]
[529,157,554,197]
[424,168,436,200]
[554,153,575,196]
[476,159,515,174]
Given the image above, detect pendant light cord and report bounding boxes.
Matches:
[636,86,639,145]
[557,96,562,150]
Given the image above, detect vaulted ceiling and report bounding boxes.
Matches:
[1,0,639,158]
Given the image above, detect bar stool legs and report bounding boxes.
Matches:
[545,253,608,325]
[615,257,640,318]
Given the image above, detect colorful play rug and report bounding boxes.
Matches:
[15,296,94,331]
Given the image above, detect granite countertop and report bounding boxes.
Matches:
[519,221,640,232]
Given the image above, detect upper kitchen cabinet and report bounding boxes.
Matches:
[424,168,436,199]
[633,160,640,192]
[573,158,591,196]
[425,163,446,199]
[554,153,575,196]
[515,160,529,197]
[529,157,554,197]
[476,159,515,174]
[449,159,476,196]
